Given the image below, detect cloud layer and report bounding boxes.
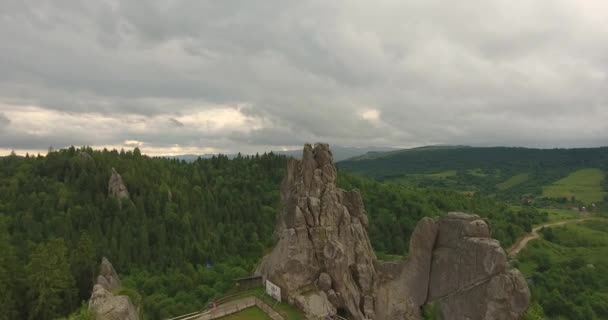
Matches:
[1,0,607,155]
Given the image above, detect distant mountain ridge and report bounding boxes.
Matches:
[348,145,472,161]
[338,145,608,204]
[168,146,400,162]
[339,146,608,178]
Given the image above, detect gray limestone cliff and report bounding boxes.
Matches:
[89,257,138,320]
[257,143,530,320]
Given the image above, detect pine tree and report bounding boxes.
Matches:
[0,217,18,320]
[71,232,97,302]
[26,238,75,320]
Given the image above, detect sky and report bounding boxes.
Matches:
[1,0,607,156]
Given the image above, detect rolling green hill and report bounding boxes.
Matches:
[542,168,606,204]
[339,146,608,205]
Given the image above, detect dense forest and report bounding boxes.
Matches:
[0,147,546,319]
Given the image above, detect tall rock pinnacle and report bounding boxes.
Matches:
[258,143,377,319]
[257,143,530,320]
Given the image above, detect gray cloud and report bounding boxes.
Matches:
[168,118,185,127]
[0,0,607,154]
[0,113,9,132]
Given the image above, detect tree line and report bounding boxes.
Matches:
[0,147,545,319]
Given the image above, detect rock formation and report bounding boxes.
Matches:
[257,143,377,319]
[97,257,122,291]
[426,213,530,320]
[89,257,138,320]
[257,143,530,320]
[108,168,129,200]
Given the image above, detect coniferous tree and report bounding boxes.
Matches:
[71,232,97,302]
[0,217,18,320]
[26,238,75,320]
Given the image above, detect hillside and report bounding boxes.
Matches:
[517,219,608,319]
[0,146,542,320]
[339,146,608,205]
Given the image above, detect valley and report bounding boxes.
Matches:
[0,145,606,319]
[340,145,608,320]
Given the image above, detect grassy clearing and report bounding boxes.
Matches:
[519,219,608,277]
[467,168,488,177]
[509,206,582,224]
[219,307,272,320]
[496,173,529,190]
[542,168,606,204]
[540,208,581,223]
[426,170,457,179]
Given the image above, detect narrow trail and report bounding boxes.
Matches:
[507,217,596,257]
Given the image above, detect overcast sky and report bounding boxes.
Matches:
[1,0,607,156]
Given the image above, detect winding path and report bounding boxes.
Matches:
[507,217,594,257]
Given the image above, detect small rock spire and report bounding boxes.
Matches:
[108,167,129,200]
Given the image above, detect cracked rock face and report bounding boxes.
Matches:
[108,168,129,200]
[427,213,530,320]
[257,143,377,319]
[89,258,138,320]
[257,144,530,320]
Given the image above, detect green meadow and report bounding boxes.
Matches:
[497,173,529,190]
[542,168,606,204]
[541,208,582,223]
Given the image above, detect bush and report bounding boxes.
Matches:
[61,304,95,320]
[422,302,441,320]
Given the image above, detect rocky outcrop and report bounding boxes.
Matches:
[373,217,438,319]
[77,151,94,162]
[97,257,122,291]
[426,213,530,320]
[89,258,138,320]
[257,143,530,320]
[257,143,378,319]
[108,168,129,200]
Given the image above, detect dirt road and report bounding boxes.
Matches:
[507,218,594,257]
